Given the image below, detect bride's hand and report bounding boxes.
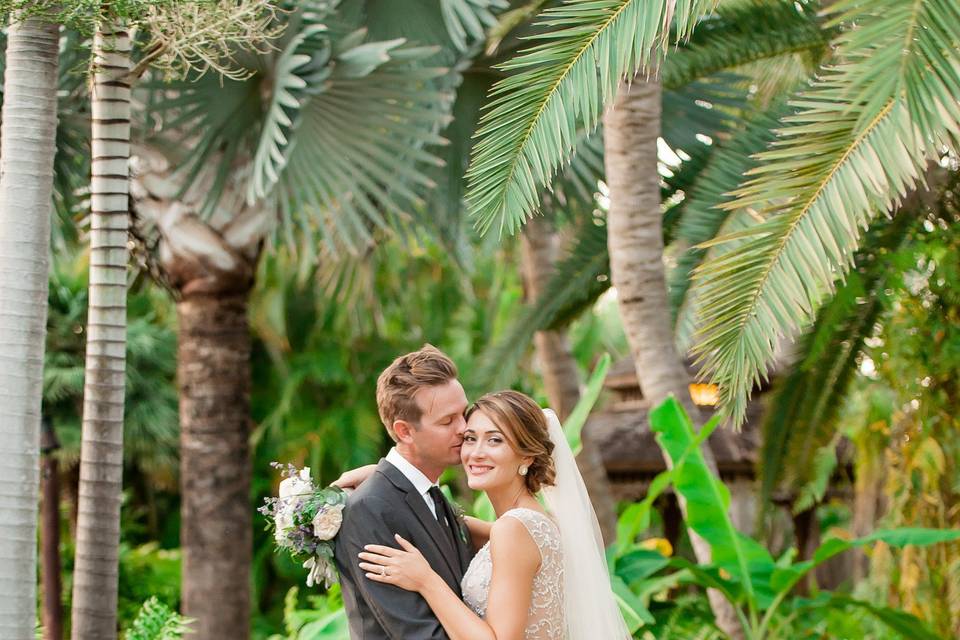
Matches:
[359,534,434,592]
[332,463,377,490]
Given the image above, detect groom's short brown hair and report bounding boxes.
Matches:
[376,344,459,441]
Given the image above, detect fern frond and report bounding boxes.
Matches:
[125,597,193,640]
[691,0,960,426]
[465,0,721,237]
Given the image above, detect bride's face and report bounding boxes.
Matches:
[461,410,530,492]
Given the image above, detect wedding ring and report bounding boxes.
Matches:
[383,567,390,577]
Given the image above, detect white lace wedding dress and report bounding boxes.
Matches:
[461,508,565,639]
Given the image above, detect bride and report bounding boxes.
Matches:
[353,390,630,640]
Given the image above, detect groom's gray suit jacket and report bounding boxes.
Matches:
[334,459,475,640]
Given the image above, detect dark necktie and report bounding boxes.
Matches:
[427,486,459,552]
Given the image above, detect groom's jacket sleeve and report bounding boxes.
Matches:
[336,495,451,640]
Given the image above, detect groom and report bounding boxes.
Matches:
[333,345,475,639]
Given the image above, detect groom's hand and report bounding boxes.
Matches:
[332,463,378,490]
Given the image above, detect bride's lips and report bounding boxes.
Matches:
[468,464,494,475]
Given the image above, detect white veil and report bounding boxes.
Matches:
[540,409,631,639]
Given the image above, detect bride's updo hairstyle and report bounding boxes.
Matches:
[466,390,556,493]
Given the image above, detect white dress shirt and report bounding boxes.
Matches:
[385,447,441,519]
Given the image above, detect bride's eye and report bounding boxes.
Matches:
[463,434,477,443]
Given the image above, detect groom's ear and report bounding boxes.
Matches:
[393,419,416,443]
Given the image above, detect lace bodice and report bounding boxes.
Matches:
[461,508,564,639]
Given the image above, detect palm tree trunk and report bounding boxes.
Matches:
[154,204,259,639]
[41,419,64,640]
[178,289,253,640]
[0,15,59,640]
[133,148,264,639]
[71,22,131,639]
[520,217,618,543]
[603,77,745,640]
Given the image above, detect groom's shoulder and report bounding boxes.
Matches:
[343,463,402,518]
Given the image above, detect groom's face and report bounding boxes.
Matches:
[406,379,469,470]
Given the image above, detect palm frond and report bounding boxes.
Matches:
[668,102,789,351]
[146,12,453,259]
[473,217,610,390]
[660,0,826,91]
[758,215,913,509]
[440,0,510,52]
[341,0,507,64]
[266,38,451,257]
[247,23,332,205]
[691,0,960,426]
[661,74,746,156]
[465,0,721,237]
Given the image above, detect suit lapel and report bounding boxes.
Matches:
[404,491,460,578]
[379,461,460,580]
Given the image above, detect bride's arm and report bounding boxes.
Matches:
[331,463,378,490]
[464,516,493,549]
[359,518,539,640]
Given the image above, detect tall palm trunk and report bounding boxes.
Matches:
[177,289,253,640]
[41,420,64,640]
[520,217,618,543]
[0,15,59,640]
[71,23,132,639]
[134,146,265,638]
[603,77,745,640]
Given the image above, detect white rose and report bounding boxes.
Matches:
[312,503,345,540]
[278,467,313,515]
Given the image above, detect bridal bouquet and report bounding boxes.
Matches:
[259,462,347,588]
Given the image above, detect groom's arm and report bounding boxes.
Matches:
[336,497,451,640]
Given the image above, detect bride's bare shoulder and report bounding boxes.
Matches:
[488,515,540,568]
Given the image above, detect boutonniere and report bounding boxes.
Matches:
[448,500,469,544]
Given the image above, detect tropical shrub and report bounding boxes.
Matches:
[609,397,960,639]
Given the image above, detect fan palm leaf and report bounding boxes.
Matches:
[691,0,960,426]
[465,0,722,237]
[145,8,452,258]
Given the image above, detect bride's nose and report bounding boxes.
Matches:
[468,442,488,460]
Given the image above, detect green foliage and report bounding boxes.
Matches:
[144,0,467,257]
[631,396,960,639]
[562,352,610,454]
[474,217,610,391]
[846,186,960,636]
[466,0,721,236]
[124,596,193,640]
[43,253,179,484]
[669,101,790,351]
[659,1,826,92]
[757,211,918,512]
[692,0,960,427]
[116,544,183,627]
[267,586,348,640]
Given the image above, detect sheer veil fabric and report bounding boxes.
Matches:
[540,409,632,639]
